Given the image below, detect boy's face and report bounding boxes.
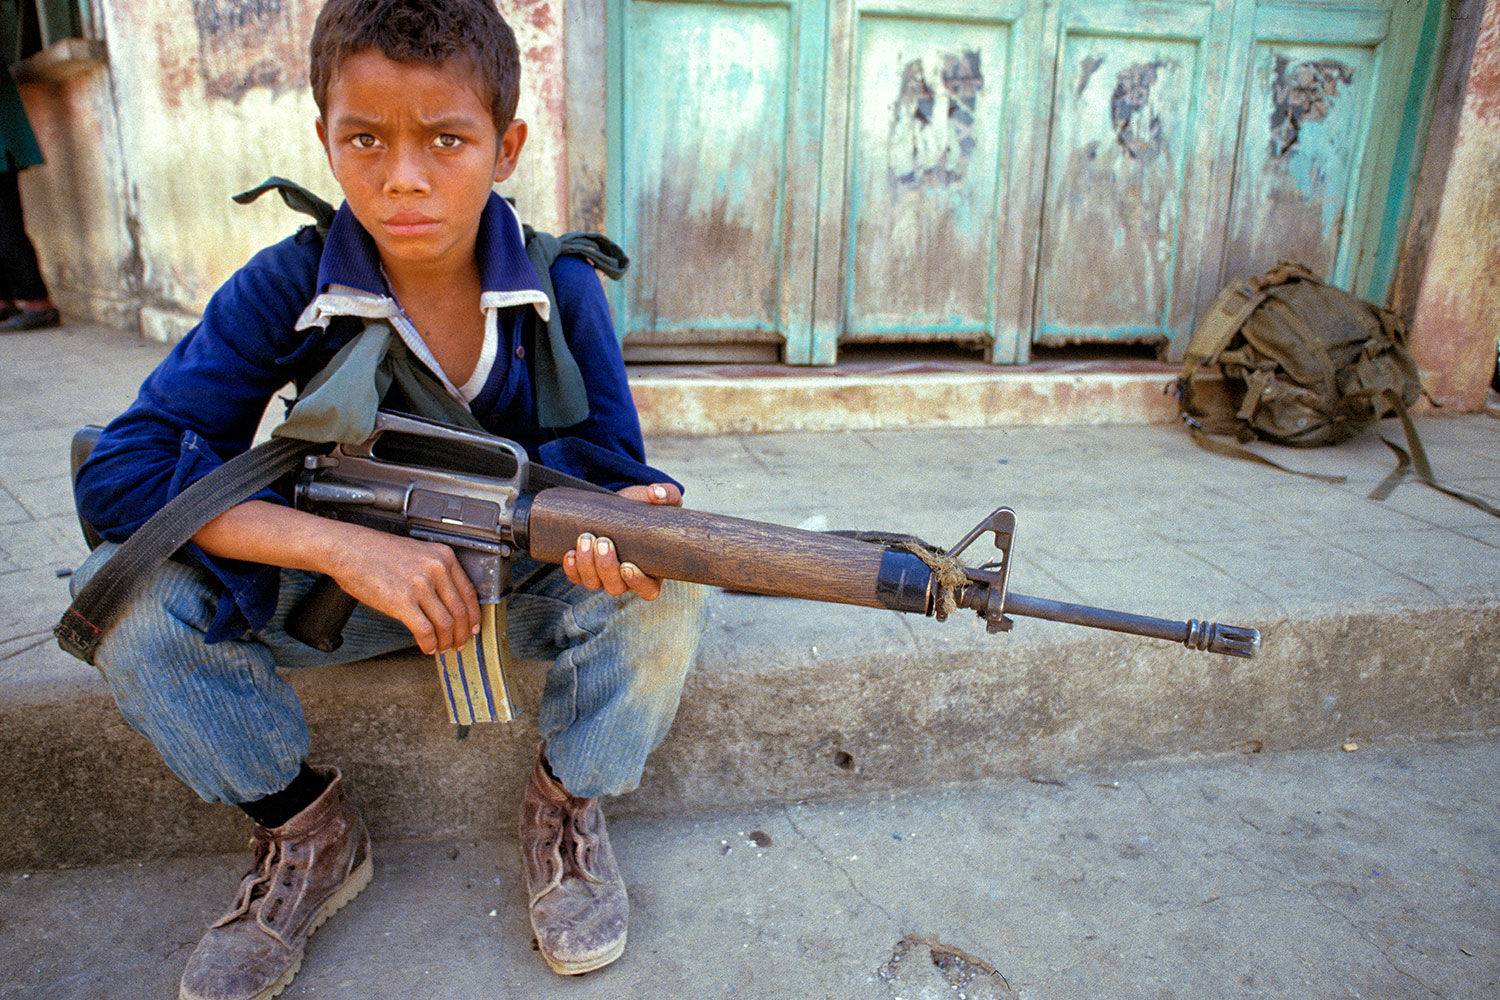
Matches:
[316,49,526,278]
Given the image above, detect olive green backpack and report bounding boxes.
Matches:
[1175,261,1498,516]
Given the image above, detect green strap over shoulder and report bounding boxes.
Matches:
[234,176,337,238]
[522,228,630,428]
[272,321,484,444]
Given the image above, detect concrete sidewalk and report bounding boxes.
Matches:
[2,321,1498,871]
[4,739,1496,1000]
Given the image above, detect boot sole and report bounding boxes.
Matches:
[183,855,375,1000]
[539,931,627,976]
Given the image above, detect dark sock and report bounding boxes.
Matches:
[237,763,329,829]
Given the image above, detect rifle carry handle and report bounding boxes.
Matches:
[285,574,359,652]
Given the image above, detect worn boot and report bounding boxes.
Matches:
[520,754,629,974]
[179,766,372,1000]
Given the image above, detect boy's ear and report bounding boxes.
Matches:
[315,118,332,163]
[494,120,527,184]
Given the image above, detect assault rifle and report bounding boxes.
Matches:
[285,413,1259,723]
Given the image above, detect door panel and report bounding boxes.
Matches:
[1222,7,1390,289]
[610,0,825,362]
[1034,6,1218,350]
[840,9,1015,346]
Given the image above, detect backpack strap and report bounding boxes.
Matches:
[1180,420,1347,484]
[1367,390,1500,517]
[521,227,630,428]
[232,177,337,240]
[1178,260,1314,390]
[1176,279,1273,437]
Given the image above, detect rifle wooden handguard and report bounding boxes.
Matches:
[522,487,921,610]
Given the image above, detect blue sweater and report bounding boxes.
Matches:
[76,193,667,641]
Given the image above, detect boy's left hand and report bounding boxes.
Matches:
[562,483,680,600]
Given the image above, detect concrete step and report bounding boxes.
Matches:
[627,353,1185,436]
[3,325,1498,870]
[5,741,1497,1000]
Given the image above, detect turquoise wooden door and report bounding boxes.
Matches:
[602,0,1443,365]
[606,0,827,362]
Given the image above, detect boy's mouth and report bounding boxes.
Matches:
[382,210,441,237]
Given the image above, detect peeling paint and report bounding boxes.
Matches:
[1110,60,1172,162]
[842,20,1009,346]
[1269,56,1355,158]
[1038,42,1192,339]
[500,0,569,231]
[191,0,317,103]
[1409,0,1500,410]
[1077,54,1104,98]
[1222,45,1371,285]
[888,50,984,189]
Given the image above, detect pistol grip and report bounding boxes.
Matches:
[285,574,359,652]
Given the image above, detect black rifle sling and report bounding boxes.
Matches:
[55,436,322,665]
[55,426,613,665]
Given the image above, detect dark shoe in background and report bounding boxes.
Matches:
[0,307,60,332]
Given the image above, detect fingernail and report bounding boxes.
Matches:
[597,538,611,556]
[622,564,636,580]
[579,534,593,552]
[652,485,667,500]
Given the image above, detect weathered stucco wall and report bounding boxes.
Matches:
[15,65,133,330]
[16,0,568,342]
[1408,0,1500,410]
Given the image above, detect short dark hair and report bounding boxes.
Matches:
[309,0,521,130]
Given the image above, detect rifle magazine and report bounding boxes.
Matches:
[434,602,518,724]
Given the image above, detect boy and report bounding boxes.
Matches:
[70,1,707,996]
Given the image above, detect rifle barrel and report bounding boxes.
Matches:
[1000,591,1260,657]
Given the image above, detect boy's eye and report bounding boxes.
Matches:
[435,134,463,149]
[350,134,379,149]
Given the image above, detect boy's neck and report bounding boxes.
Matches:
[381,251,489,388]
[381,253,484,312]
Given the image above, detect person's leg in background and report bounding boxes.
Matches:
[0,167,57,331]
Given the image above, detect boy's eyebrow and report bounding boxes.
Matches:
[328,111,488,132]
[420,112,488,131]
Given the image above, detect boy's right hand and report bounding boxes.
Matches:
[324,529,482,655]
[193,502,481,655]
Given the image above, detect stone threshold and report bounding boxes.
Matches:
[628,357,1190,437]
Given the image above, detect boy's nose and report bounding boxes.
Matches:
[384,145,431,195]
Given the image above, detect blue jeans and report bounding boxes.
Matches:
[72,545,707,803]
